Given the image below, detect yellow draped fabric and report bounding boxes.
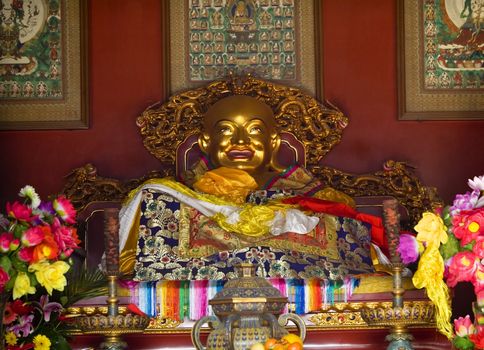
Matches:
[193,167,258,204]
[412,212,453,340]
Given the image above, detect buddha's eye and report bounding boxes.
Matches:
[218,126,232,135]
[249,126,262,134]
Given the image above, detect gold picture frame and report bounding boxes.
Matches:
[0,0,89,130]
[165,0,323,100]
[397,0,484,120]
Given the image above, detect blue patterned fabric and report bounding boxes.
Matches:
[134,189,375,282]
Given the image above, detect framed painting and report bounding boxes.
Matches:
[166,0,323,100]
[0,0,89,130]
[397,0,484,120]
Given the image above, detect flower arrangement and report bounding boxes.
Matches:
[0,186,80,350]
[398,175,484,349]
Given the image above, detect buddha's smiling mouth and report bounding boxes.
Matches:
[226,148,254,160]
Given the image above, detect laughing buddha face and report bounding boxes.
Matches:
[199,95,281,175]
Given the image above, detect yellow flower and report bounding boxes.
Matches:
[28,260,70,295]
[5,331,17,346]
[13,272,36,299]
[33,334,51,350]
[414,212,448,246]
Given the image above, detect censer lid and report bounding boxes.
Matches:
[209,263,288,307]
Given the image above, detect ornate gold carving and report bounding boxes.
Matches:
[311,160,443,228]
[145,316,182,331]
[360,301,435,327]
[309,301,435,329]
[61,163,173,211]
[137,75,347,168]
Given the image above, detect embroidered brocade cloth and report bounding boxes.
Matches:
[133,189,375,281]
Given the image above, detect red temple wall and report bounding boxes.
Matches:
[0,0,483,205]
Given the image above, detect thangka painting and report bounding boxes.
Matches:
[398,0,484,120]
[0,0,62,99]
[168,0,320,98]
[423,0,483,89]
[0,0,88,130]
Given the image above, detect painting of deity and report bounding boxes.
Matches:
[0,0,62,99]
[168,0,320,98]
[398,0,483,120]
[423,0,483,89]
[0,0,87,129]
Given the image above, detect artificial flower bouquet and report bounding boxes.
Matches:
[398,175,484,349]
[0,186,80,350]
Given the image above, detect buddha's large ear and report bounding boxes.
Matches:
[198,132,211,154]
[270,132,284,171]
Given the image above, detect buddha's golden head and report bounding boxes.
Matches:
[199,95,282,175]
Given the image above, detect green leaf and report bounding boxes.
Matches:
[452,335,475,350]
[63,267,108,307]
[0,255,12,272]
[13,223,28,238]
[11,255,28,272]
[439,233,460,260]
[5,270,17,290]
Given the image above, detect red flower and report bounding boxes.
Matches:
[474,236,484,258]
[470,330,484,349]
[17,247,34,263]
[7,343,34,350]
[446,251,480,287]
[6,201,36,222]
[10,299,34,316]
[3,303,17,325]
[0,265,9,292]
[453,209,484,246]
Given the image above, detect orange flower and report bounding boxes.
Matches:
[32,228,59,263]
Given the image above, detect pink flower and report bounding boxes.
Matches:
[6,202,35,222]
[21,226,45,247]
[474,236,484,258]
[478,290,484,309]
[51,218,80,257]
[0,266,10,292]
[0,232,13,253]
[453,208,484,246]
[53,196,76,224]
[39,295,62,322]
[446,251,480,287]
[397,233,421,264]
[473,264,484,294]
[17,247,34,263]
[8,314,34,338]
[454,315,476,337]
[450,190,480,215]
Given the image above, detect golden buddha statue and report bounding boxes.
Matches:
[119,95,355,276]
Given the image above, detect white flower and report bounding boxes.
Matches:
[18,185,41,209]
[468,175,484,191]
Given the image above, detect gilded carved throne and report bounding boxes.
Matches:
[64,76,443,337]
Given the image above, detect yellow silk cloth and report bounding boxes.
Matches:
[193,167,258,204]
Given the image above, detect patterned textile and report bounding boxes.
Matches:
[133,189,374,282]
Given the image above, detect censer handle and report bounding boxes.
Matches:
[191,315,220,350]
[278,313,307,342]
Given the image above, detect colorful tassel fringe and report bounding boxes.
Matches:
[132,278,359,320]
